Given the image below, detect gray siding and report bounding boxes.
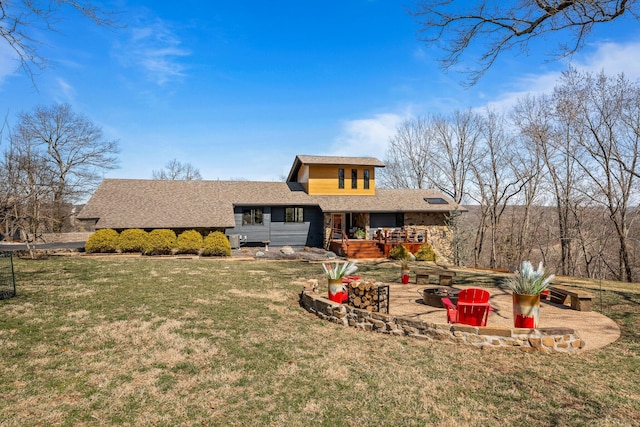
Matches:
[227,205,324,247]
[226,207,271,243]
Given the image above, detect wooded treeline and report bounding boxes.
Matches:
[381,67,640,282]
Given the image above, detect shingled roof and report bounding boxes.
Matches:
[78,179,464,229]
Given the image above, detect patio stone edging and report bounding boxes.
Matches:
[299,288,585,354]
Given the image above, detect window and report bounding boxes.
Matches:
[285,207,304,223]
[338,168,345,189]
[242,208,263,225]
[364,169,370,189]
[351,169,358,189]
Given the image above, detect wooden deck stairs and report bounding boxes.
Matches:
[331,240,385,259]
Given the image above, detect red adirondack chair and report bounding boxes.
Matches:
[441,288,493,327]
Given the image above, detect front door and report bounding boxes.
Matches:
[332,214,343,232]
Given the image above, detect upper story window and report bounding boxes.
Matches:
[242,208,263,225]
[351,169,358,189]
[363,169,370,189]
[338,168,345,189]
[285,207,304,223]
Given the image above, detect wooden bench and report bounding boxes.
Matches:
[548,285,595,312]
[413,269,456,286]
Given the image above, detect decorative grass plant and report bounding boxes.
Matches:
[504,261,555,295]
[322,260,358,279]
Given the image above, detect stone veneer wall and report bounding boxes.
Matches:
[300,288,585,354]
[404,213,453,263]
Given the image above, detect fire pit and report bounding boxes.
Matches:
[422,286,460,308]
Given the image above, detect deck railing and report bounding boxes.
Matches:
[374,226,426,245]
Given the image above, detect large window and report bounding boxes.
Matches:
[364,169,370,189]
[285,207,304,223]
[242,208,263,225]
[338,168,345,189]
[351,169,358,189]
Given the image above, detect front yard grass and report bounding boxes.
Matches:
[0,256,639,426]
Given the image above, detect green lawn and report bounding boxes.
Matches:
[1,256,639,426]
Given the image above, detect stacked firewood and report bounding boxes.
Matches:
[347,279,383,311]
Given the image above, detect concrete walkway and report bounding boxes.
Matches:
[387,283,621,351]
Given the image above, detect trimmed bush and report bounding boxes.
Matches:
[415,243,438,262]
[389,243,411,261]
[202,231,231,257]
[85,229,119,253]
[143,229,178,255]
[118,229,148,253]
[177,230,204,254]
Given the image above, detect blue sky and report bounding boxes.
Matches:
[1,1,640,182]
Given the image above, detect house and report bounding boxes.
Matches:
[78,155,465,259]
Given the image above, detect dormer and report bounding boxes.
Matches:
[286,155,385,196]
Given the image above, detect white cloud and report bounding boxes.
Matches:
[481,41,640,113]
[329,113,409,160]
[53,78,76,103]
[115,18,190,86]
[0,42,19,86]
[575,41,640,79]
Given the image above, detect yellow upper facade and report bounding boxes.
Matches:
[287,155,385,196]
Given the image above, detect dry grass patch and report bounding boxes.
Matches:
[0,257,639,426]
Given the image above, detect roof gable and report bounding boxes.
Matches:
[286,155,385,182]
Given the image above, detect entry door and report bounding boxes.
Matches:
[332,214,343,231]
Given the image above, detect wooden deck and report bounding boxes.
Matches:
[328,226,429,259]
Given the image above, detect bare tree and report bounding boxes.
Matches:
[559,69,640,282]
[470,109,527,268]
[14,103,119,232]
[411,0,637,85]
[152,159,202,181]
[513,93,587,276]
[0,1,119,81]
[430,109,481,204]
[380,117,435,189]
[1,133,56,257]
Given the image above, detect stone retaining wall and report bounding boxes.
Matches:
[300,288,584,354]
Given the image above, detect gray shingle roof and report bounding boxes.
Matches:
[78,179,465,229]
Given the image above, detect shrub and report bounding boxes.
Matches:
[202,231,231,257]
[415,243,437,262]
[177,230,203,254]
[143,229,178,255]
[85,229,119,253]
[389,243,411,261]
[118,229,148,253]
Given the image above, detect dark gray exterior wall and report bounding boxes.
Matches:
[226,205,324,247]
[370,213,404,229]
